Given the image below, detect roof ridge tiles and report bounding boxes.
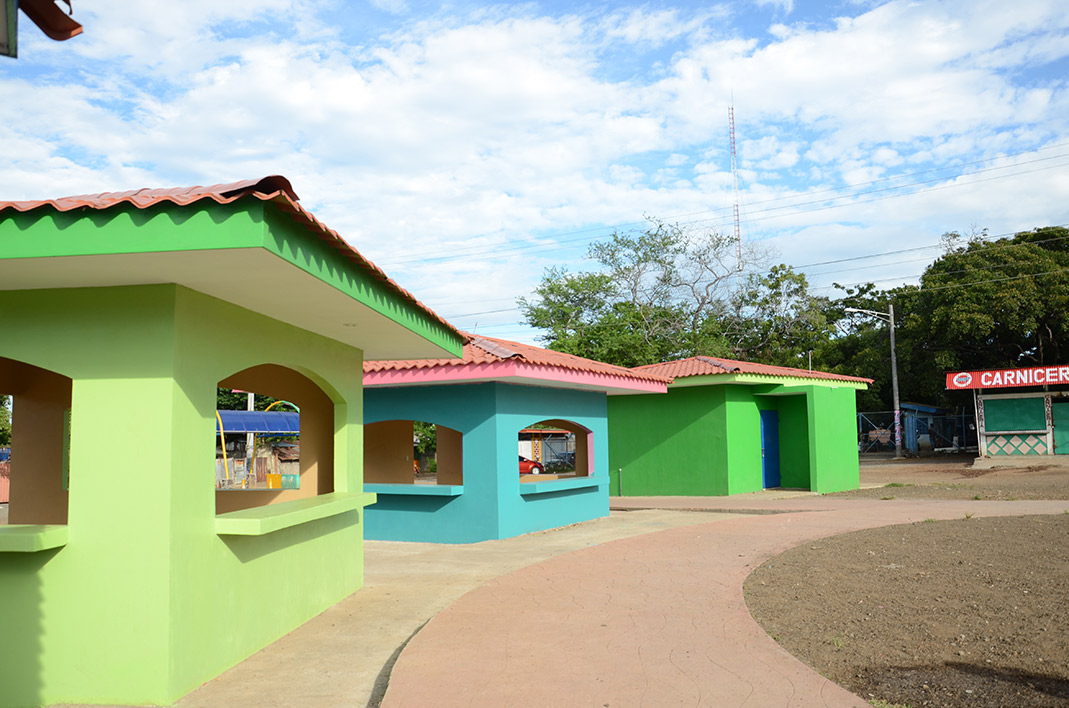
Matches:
[364,333,672,384]
[695,355,740,373]
[0,175,299,213]
[630,354,872,384]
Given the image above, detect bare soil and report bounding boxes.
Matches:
[745,457,1069,708]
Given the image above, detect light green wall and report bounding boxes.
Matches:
[0,284,367,706]
[805,385,861,493]
[608,378,862,496]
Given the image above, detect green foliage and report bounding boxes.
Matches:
[727,265,834,367]
[0,395,10,447]
[519,218,770,367]
[413,421,437,456]
[216,388,282,411]
[912,226,1069,375]
[522,218,1069,414]
[828,226,1069,409]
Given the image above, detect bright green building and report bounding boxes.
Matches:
[608,356,870,496]
[0,176,462,707]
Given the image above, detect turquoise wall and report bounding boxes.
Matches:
[364,382,609,543]
[608,381,861,496]
[0,285,370,707]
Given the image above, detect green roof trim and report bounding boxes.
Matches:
[261,202,462,358]
[0,197,463,358]
[668,372,869,390]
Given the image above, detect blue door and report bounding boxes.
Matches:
[760,410,781,488]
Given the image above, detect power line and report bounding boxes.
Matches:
[371,143,1069,268]
[428,226,1069,322]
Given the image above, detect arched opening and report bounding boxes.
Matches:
[0,357,73,525]
[216,364,334,514]
[364,420,463,485]
[518,419,591,481]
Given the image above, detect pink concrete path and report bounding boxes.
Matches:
[382,497,1069,707]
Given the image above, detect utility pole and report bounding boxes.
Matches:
[888,304,902,459]
[846,305,903,459]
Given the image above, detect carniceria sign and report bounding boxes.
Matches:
[946,365,1069,390]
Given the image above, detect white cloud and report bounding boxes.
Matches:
[754,0,794,15]
[2,0,1068,343]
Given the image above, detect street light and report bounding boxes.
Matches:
[845,305,902,460]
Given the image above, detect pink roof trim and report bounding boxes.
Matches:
[365,334,671,385]
[364,358,669,394]
[0,176,459,338]
[632,355,872,384]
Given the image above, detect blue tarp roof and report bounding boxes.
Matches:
[216,410,300,434]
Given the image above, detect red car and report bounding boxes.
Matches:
[518,455,544,474]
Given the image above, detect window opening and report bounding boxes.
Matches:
[216,364,334,514]
[215,392,300,492]
[518,420,591,481]
[365,420,462,485]
[0,357,73,525]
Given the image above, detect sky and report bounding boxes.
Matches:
[3,0,1068,344]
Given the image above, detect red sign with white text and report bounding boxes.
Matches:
[946,365,1069,390]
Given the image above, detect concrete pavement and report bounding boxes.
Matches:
[51,490,1069,708]
[381,496,1069,708]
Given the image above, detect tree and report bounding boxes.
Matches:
[823,226,1069,410]
[726,265,834,367]
[519,218,767,367]
[413,421,436,456]
[897,226,1069,405]
[0,395,10,446]
[819,282,914,411]
[216,389,282,411]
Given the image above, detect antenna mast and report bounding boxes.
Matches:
[729,103,742,270]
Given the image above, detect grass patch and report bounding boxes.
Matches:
[880,496,895,500]
[883,482,914,488]
[825,633,847,649]
[870,700,913,708]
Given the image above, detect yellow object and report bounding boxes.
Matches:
[266,473,282,489]
[216,411,230,481]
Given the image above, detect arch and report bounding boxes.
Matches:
[518,418,592,478]
[0,356,73,525]
[364,420,463,485]
[215,363,334,514]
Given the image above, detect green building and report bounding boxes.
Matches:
[608,356,870,496]
[0,176,462,707]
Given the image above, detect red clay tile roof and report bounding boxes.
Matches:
[365,334,672,384]
[0,176,459,339]
[632,356,872,384]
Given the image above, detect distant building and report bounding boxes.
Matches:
[946,364,1069,456]
[609,356,871,496]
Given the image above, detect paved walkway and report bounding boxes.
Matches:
[165,508,723,708]
[381,496,1069,708]
[56,492,1069,708]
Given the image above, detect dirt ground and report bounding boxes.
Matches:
[745,456,1069,708]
